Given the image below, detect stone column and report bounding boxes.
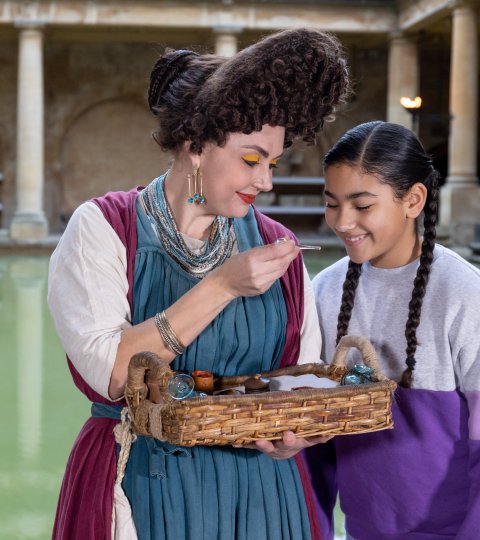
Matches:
[440,2,479,245]
[387,33,419,129]
[214,26,241,57]
[10,25,48,241]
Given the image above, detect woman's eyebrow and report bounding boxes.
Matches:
[324,189,378,200]
[241,145,283,159]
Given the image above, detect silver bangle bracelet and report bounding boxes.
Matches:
[154,311,186,356]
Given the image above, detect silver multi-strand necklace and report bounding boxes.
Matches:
[142,174,235,278]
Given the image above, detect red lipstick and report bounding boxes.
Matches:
[237,192,256,205]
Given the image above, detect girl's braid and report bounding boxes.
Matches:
[336,261,362,345]
[400,170,439,387]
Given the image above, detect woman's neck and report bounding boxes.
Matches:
[163,160,215,241]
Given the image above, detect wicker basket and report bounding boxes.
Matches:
[125,335,397,447]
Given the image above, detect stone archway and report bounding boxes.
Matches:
[58,97,171,226]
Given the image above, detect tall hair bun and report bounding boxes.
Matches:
[190,27,349,152]
[149,28,349,153]
[148,49,199,114]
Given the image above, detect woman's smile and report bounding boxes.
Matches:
[236,192,257,205]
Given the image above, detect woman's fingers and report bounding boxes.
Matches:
[233,431,334,459]
[216,239,299,298]
[302,434,334,446]
[254,431,334,459]
[257,238,299,261]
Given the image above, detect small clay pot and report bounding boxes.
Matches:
[191,370,214,394]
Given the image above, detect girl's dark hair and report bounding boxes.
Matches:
[325,121,440,388]
[148,28,349,153]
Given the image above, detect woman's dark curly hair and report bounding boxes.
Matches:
[148,28,349,153]
[324,121,440,388]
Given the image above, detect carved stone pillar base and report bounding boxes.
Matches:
[439,183,480,246]
[9,211,48,241]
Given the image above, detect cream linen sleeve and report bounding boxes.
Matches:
[297,264,322,364]
[47,202,132,400]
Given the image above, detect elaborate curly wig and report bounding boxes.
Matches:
[148,28,349,154]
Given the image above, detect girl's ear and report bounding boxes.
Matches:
[405,182,427,219]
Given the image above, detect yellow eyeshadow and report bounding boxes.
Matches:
[242,154,260,162]
[270,159,279,166]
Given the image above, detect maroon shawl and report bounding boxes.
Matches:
[53,189,321,539]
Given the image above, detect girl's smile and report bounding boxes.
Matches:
[342,233,369,247]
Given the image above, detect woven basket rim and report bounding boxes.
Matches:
[171,377,397,408]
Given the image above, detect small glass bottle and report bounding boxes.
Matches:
[167,374,195,400]
[167,373,207,400]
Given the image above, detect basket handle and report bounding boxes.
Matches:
[331,335,387,381]
[126,350,172,394]
[124,351,174,440]
[125,351,173,424]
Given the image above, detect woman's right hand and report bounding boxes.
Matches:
[208,238,300,299]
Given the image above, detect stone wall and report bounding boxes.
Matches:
[43,40,171,231]
[0,22,474,233]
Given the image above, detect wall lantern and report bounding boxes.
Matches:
[400,96,422,135]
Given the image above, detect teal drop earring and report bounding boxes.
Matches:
[187,166,206,205]
[197,168,206,204]
[187,169,194,204]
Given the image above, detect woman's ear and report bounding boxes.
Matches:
[405,182,428,219]
[184,141,201,169]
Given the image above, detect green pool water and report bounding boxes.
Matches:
[0,255,89,539]
[0,252,345,540]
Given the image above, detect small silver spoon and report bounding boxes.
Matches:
[274,238,322,251]
[298,244,322,251]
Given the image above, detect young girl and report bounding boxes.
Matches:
[306,121,480,540]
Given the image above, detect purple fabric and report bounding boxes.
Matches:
[309,386,478,540]
[54,193,319,540]
[466,390,480,440]
[462,390,480,538]
[53,417,118,539]
[92,187,142,310]
[458,439,480,539]
[53,189,140,540]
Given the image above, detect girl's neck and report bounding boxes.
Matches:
[163,160,215,241]
[408,234,423,264]
[370,232,422,269]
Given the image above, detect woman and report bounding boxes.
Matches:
[48,27,349,539]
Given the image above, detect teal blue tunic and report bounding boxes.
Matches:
[121,201,311,539]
